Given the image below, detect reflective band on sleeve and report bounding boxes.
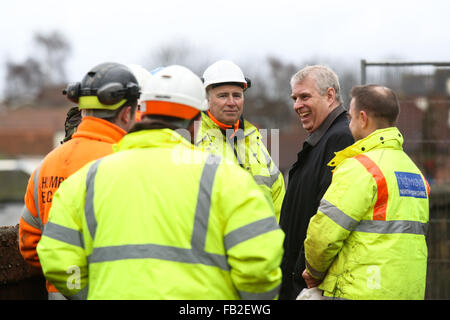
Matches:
[319,199,428,235]
[305,260,326,279]
[319,199,359,231]
[21,205,42,230]
[33,164,42,228]
[48,292,67,300]
[191,154,221,252]
[253,170,280,189]
[43,221,85,248]
[354,154,388,221]
[224,216,279,250]
[85,159,102,240]
[253,146,280,189]
[67,285,89,300]
[238,284,280,300]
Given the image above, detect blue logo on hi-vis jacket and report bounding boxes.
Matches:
[395,172,427,199]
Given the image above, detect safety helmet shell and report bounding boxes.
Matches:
[126,64,152,95]
[64,62,140,110]
[202,60,249,90]
[140,65,206,120]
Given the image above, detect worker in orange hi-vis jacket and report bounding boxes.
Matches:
[19,62,149,299]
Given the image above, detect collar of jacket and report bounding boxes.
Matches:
[113,128,194,152]
[71,116,126,144]
[196,111,256,144]
[305,104,346,147]
[207,110,240,133]
[328,127,404,168]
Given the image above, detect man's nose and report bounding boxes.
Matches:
[293,98,301,110]
[226,95,236,105]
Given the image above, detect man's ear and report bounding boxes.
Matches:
[119,106,133,124]
[327,87,336,106]
[359,110,369,128]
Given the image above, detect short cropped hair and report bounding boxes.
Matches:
[350,84,399,126]
[290,65,343,105]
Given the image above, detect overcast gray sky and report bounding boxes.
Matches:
[1,0,450,99]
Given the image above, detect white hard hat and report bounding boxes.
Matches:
[202,60,250,90]
[140,65,207,119]
[126,64,152,94]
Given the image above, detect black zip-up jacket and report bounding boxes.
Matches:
[278,105,354,300]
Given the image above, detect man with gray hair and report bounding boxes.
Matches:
[278,65,354,299]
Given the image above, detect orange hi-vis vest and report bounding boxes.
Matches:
[19,116,126,294]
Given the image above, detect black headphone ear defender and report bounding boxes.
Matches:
[245,77,252,89]
[63,82,141,106]
[96,82,141,105]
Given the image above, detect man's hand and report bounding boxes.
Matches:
[302,269,322,288]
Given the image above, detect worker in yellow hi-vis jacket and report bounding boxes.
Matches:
[37,65,284,300]
[196,60,285,222]
[303,84,429,300]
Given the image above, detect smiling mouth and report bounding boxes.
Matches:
[298,111,311,118]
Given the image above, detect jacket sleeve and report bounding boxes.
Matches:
[271,171,285,223]
[255,137,286,223]
[217,163,285,300]
[36,165,90,299]
[304,158,374,280]
[19,168,43,268]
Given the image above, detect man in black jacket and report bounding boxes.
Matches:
[279,65,354,299]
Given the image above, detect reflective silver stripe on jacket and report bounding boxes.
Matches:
[354,219,429,235]
[85,159,101,240]
[305,260,326,280]
[48,285,88,301]
[318,199,359,231]
[48,292,67,300]
[86,154,230,271]
[253,171,280,189]
[253,146,280,189]
[191,154,220,252]
[33,163,43,230]
[43,221,85,248]
[67,285,89,300]
[239,284,280,300]
[20,205,42,230]
[224,216,279,251]
[88,243,229,270]
[319,199,428,235]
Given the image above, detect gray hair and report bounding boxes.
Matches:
[290,65,343,105]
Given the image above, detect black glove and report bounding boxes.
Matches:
[61,107,82,144]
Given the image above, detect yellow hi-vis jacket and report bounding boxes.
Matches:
[195,112,285,222]
[36,128,284,300]
[304,127,430,300]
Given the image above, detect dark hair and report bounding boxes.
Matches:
[88,99,138,123]
[350,84,400,126]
